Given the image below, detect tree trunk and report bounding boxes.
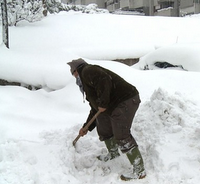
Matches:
[1,0,9,48]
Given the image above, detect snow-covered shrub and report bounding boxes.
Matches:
[45,0,83,13]
[6,0,43,26]
[46,1,108,14]
[0,1,109,26]
[46,0,63,13]
[82,3,109,14]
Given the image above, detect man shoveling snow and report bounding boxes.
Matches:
[67,58,146,181]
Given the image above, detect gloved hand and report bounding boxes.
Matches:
[79,127,88,137]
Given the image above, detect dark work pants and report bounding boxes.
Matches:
[96,94,141,153]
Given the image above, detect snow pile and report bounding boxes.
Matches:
[1,88,200,184]
[135,89,200,184]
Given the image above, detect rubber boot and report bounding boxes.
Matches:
[97,137,120,162]
[120,146,146,181]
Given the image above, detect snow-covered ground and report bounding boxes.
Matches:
[1,11,200,184]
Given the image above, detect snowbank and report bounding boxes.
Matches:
[1,88,200,184]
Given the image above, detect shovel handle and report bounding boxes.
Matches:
[72,110,101,146]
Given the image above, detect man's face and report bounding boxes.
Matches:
[73,70,79,78]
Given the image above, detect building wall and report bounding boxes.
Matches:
[107,1,120,12]
[195,3,200,13]
[180,0,193,8]
[180,0,200,15]
[63,0,200,16]
[155,7,175,16]
[133,0,144,9]
[120,0,130,10]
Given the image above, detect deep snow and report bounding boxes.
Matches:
[1,11,200,184]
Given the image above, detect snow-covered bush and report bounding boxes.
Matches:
[0,1,109,27]
[46,0,63,13]
[82,3,109,14]
[46,1,108,14]
[6,0,43,26]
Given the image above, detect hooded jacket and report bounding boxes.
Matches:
[77,63,139,131]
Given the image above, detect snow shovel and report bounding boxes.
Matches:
[72,110,101,146]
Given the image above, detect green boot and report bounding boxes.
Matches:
[120,146,146,181]
[97,137,120,162]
